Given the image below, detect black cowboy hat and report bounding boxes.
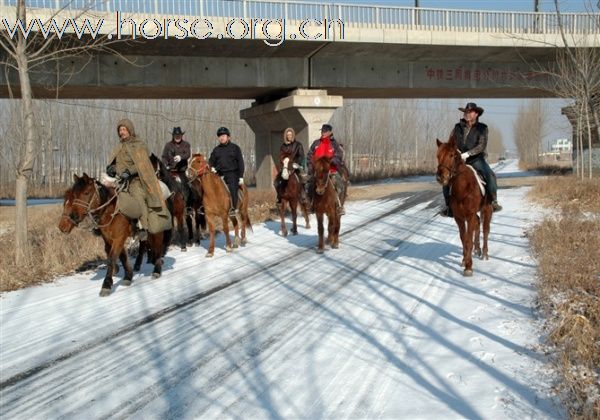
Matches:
[321,123,333,132]
[458,102,484,116]
[217,126,231,136]
[171,126,185,135]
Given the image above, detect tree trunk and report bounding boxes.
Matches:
[14,0,37,265]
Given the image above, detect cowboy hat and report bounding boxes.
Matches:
[458,102,484,116]
[171,126,185,135]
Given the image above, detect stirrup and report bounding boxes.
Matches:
[228,208,238,217]
[338,206,345,216]
[137,229,148,241]
[492,201,503,212]
[439,206,453,218]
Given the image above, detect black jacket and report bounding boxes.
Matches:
[451,120,488,162]
[161,139,191,171]
[209,141,245,178]
[279,141,305,170]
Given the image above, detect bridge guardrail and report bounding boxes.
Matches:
[2,0,599,34]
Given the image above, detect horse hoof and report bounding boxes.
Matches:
[282,231,288,237]
[122,279,132,287]
[316,248,324,254]
[133,265,141,272]
[331,244,339,249]
[152,272,161,279]
[181,247,187,252]
[99,288,111,297]
[205,252,213,258]
[463,269,473,277]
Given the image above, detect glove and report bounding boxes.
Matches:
[210,167,217,174]
[173,155,181,163]
[460,152,470,161]
[120,169,131,181]
[238,178,244,186]
[292,163,301,169]
[106,165,116,177]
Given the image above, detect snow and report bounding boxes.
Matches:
[0,161,562,418]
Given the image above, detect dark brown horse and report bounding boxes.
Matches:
[187,153,252,257]
[436,136,493,276]
[312,156,342,253]
[150,154,206,251]
[58,173,169,296]
[278,151,310,236]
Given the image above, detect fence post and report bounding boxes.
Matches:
[243,0,247,19]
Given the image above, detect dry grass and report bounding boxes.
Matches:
[0,205,106,292]
[528,176,600,419]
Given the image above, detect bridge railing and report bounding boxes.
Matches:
[2,0,598,34]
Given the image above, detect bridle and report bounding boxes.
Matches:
[437,148,465,183]
[186,156,209,182]
[61,180,123,230]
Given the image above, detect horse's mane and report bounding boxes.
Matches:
[150,153,179,192]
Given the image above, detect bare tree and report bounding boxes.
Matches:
[0,0,123,264]
[514,99,549,167]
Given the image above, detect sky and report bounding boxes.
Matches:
[0,161,562,418]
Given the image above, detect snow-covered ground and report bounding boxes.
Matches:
[0,161,561,419]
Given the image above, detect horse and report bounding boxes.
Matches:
[277,152,310,236]
[312,156,343,253]
[58,173,169,296]
[149,154,206,251]
[436,136,493,276]
[186,153,252,257]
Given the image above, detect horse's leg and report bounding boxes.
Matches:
[176,208,187,252]
[133,240,145,271]
[291,199,298,235]
[482,204,492,260]
[279,199,288,237]
[463,215,476,276]
[456,218,467,268]
[150,232,164,278]
[104,242,119,275]
[301,197,311,229]
[186,213,194,245]
[224,214,234,252]
[120,248,133,286]
[316,212,325,253]
[240,209,248,246]
[101,239,125,296]
[327,213,334,245]
[331,213,341,249]
[473,214,482,258]
[206,215,216,257]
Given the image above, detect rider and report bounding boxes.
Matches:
[106,118,168,241]
[161,126,193,213]
[440,102,502,217]
[274,127,309,205]
[306,123,349,215]
[208,126,245,217]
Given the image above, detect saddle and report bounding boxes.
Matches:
[466,165,486,196]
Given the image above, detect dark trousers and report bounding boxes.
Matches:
[443,157,498,206]
[223,172,239,209]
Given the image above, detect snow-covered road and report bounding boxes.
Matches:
[0,168,561,418]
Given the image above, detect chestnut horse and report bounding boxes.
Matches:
[150,154,206,251]
[312,156,342,253]
[58,173,169,296]
[436,137,493,276]
[278,151,310,236]
[187,153,252,257]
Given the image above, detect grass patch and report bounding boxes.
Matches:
[528,176,600,419]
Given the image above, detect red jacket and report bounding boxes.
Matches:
[311,135,337,173]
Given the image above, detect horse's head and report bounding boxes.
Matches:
[186,153,209,181]
[436,136,461,186]
[58,173,97,233]
[313,156,332,196]
[280,151,294,180]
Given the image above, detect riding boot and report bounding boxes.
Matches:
[440,185,452,217]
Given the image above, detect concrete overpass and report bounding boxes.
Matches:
[1,0,599,188]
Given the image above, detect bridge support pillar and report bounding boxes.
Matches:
[241,89,343,191]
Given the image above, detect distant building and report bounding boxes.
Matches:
[551,138,572,153]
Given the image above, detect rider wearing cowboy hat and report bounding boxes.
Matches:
[161,126,193,211]
[440,102,502,217]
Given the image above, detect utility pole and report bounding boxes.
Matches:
[534,0,540,12]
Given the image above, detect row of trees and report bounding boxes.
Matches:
[1,97,503,191]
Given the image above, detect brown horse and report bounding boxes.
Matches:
[58,173,169,296]
[277,151,310,236]
[187,153,252,257]
[436,136,493,276]
[312,156,342,253]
